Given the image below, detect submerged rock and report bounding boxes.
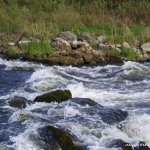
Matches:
[82,106,128,125]
[34,90,72,103]
[8,97,27,108]
[71,97,103,107]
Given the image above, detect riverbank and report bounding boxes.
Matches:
[0,30,150,66]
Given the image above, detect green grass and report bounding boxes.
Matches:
[20,42,57,55]
[120,47,140,60]
[7,42,57,57]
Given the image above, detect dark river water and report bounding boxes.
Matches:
[0,55,150,150]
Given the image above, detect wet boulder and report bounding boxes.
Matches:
[8,96,27,108]
[29,126,61,150]
[48,126,81,150]
[71,97,103,107]
[34,90,72,103]
[100,108,128,124]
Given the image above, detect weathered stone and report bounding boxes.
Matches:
[78,32,93,42]
[83,54,94,64]
[51,38,71,50]
[123,42,131,49]
[70,40,78,49]
[97,35,107,43]
[91,50,102,58]
[68,50,84,58]
[34,90,72,103]
[42,55,47,59]
[9,97,27,108]
[71,40,89,49]
[116,44,122,48]
[98,43,110,50]
[85,49,91,54]
[141,42,150,54]
[44,57,60,65]
[8,42,15,46]
[60,31,77,42]
[110,44,116,49]
[18,37,31,46]
[77,41,89,48]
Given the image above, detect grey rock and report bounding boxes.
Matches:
[71,40,89,49]
[98,43,110,50]
[18,37,31,46]
[60,31,77,42]
[8,96,27,108]
[97,35,107,43]
[78,32,93,42]
[123,42,131,49]
[51,38,71,50]
[141,42,150,54]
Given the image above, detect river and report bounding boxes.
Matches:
[0,55,150,150]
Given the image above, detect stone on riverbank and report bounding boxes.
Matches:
[60,31,77,42]
[141,42,150,54]
[34,90,72,103]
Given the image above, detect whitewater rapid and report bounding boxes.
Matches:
[0,56,150,150]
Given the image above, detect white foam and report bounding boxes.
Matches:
[0,57,44,70]
[10,122,44,150]
[122,113,150,145]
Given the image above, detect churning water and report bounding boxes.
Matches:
[0,55,150,150]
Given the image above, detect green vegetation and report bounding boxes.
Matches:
[20,42,57,55]
[0,0,149,40]
[0,0,150,59]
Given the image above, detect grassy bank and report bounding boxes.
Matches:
[0,0,150,60]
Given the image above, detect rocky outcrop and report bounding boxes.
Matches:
[34,90,72,103]
[0,31,150,65]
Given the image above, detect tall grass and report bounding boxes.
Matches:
[0,0,149,44]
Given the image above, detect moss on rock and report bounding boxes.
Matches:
[34,90,72,103]
[48,126,79,150]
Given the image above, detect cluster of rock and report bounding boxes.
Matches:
[0,31,150,65]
